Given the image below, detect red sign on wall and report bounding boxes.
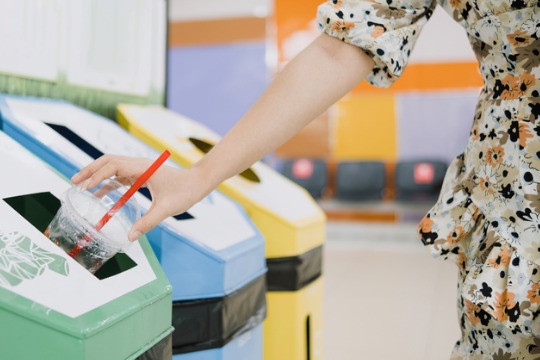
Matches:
[292,158,314,179]
[414,163,434,184]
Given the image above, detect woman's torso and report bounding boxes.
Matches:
[429,1,540,264]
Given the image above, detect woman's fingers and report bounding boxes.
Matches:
[84,160,127,189]
[72,154,114,184]
[70,155,204,240]
[72,155,151,188]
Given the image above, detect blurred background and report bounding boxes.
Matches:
[167,2,479,356]
[0,0,485,358]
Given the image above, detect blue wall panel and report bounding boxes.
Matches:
[167,42,269,136]
[397,91,479,163]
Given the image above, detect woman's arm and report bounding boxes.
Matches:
[72,33,374,240]
[193,33,374,192]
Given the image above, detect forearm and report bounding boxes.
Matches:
[192,33,374,192]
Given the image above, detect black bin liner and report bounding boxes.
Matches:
[172,274,267,355]
[266,245,323,292]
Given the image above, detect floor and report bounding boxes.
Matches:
[322,220,461,360]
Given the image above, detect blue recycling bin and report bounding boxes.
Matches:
[0,94,267,359]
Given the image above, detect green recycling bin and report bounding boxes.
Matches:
[0,130,173,359]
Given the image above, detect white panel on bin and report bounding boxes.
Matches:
[0,131,156,318]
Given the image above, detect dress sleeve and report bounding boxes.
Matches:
[317,0,437,88]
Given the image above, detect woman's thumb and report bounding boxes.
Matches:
[128,208,165,241]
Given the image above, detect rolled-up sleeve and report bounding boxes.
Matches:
[317,0,436,88]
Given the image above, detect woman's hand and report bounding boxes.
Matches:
[71,154,210,241]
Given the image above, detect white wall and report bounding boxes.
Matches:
[169,0,270,21]
[411,5,476,64]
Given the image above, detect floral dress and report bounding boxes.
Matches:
[318,0,540,358]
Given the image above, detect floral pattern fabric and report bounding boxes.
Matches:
[318,0,540,357]
[318,0,437,88]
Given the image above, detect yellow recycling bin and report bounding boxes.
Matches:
[117,104,325,360]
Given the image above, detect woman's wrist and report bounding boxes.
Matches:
[187,161,220,201]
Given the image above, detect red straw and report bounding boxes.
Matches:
[68,150,171,258]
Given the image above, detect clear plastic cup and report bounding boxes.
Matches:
[46,178,140,274]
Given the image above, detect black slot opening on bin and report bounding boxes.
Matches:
[189,137,261,183]
[44,122,194,221]
[3,192,137,280]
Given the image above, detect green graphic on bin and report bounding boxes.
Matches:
[0,231,69,287]
[0,130,173,360]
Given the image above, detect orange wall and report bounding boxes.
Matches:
[169,17,266,46]
[273,0,323,62]
[333,95,396,160]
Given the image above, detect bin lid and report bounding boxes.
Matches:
[0,130,170,335]
[0,95,266,299]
